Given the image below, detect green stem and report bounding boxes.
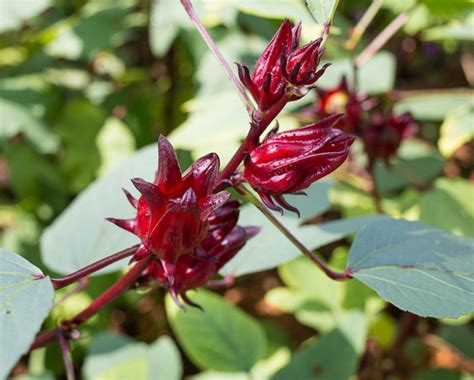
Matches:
[346,0,384,50]
[180,0,255,115]
[241,187,351,281]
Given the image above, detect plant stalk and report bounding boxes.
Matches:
[58,329,76,380]
[355,6,414,67]
[241,186,352,281]
[346,0,384,50]
[50,245,138,290]
[180,0,255,115]
[30,256,152,351]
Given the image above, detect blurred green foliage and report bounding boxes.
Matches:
[1,0,473,379]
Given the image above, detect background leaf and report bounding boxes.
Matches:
[0,249,54,380]
[347,218,474,318]
[306,0,340,25]
[220,204,381,277]
[166,290,266,372]
[272,311,367,380]
[40,144,157,276]
[83,333,182,380]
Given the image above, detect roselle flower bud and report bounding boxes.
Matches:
[107,136,230,272]
[282,38,330,86]
[108,137,258,307]
[142,201,259,307]
[244,115,355,213]
[315,76,363,132]
[362,110,417,164]
[237,19,294,111]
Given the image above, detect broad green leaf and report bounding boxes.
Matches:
[439,105,474,157]
[44,3,136,61]
[419,178,474,237]
[347,218,474,318]
[96,117,136,176]
[272,311,367,380]
[0,0,51,32]
[394,90,473,121]
[169,91,247,164]
[282,179,332,221]
[423,11,474,41]
[166,290,266,372]
[149,0,191,57]
[236,0,316,25]
[4,142,68,215]
[418,0,473,17]
[220,203,381,276]
[438,325,474,359]
[374,139,444,193]
[40,144,158,275]
[55,98,106,192]
[0,98,59,154]
[83,333,182,380]
[0,249,54,380]
[306,0,340,25]
[317,52,396,94]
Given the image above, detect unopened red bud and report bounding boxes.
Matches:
[362,110,417,164]
[244,115,354,213]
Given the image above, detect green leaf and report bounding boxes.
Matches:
[220,203,381,276]
[306,0,340,25]
[374,139,444,193]
[317,52,396,94]
[272,311,367,380]
[165,289,266,372]
[0,249,54,380]
[423,12,474,41]
[394,90,473,121]
[347,218,474,318]
[0,0,51,32]
[169,91,248,164]
[55,98,107,192]
[44,3,136,61]
[83,333,182,380]
[96,117,136,176]
[40,144,158,276]
[439,105,474,157]
[0,98,59,154]
[418,0,473,17]
[236,0,317,26]
[149,0,191,57]
[438,325,474,359]
[419,178,474,237]
[4,142,68,215]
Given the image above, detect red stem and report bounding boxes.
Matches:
[242,187,351,281]
[51,245,138,290]
[58,329,76,380]
[355,6,414,67]
[180,0,254,115]
[30,257,152,351]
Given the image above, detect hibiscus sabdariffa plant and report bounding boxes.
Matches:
[29,1,356,351]
[2,0,473,378]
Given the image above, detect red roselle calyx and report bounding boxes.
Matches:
[107,136,256,306]
[362,110,417,165]
[237,19,328,113]
[315,76,363,133]
[243,115,355,214]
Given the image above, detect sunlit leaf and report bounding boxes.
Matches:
[83,333,182,380]
[347,218,474,318]
[0,249,54,380]
[166,290,266,372]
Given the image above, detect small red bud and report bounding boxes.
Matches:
[244,115,354,213]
